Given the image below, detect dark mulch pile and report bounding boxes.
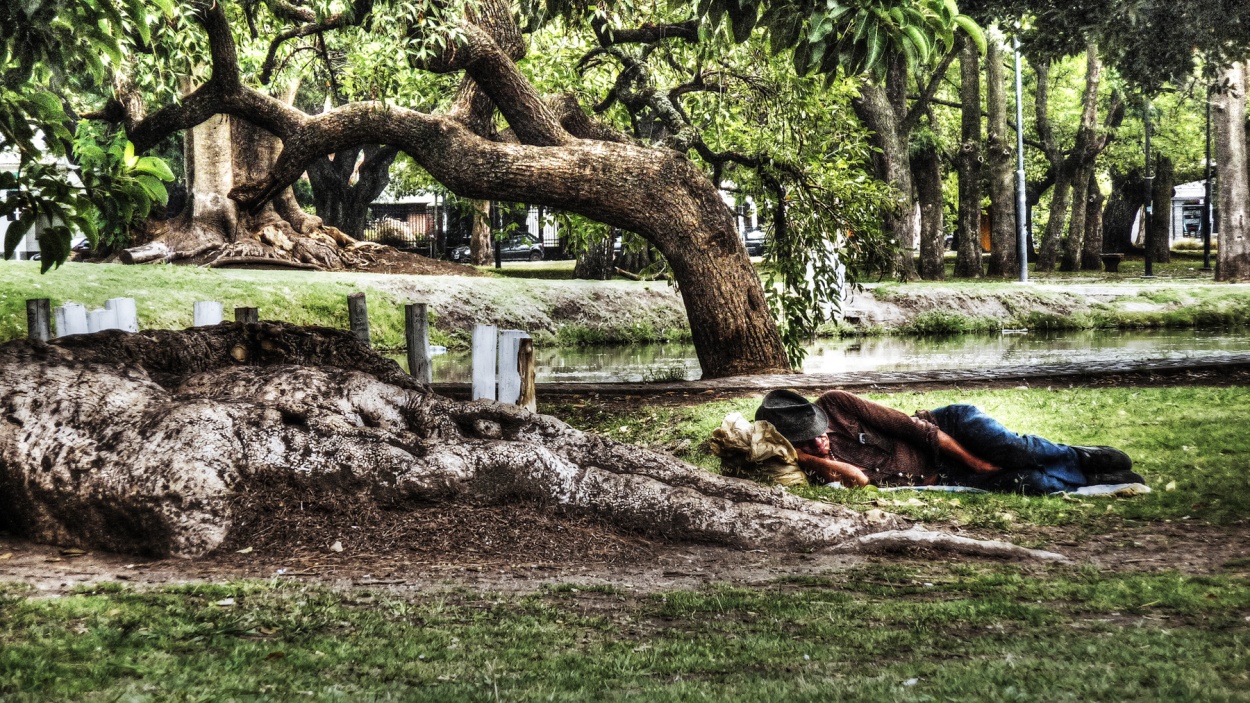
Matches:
[218,481,657,568]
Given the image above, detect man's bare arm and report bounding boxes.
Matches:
[795,451,872,486]
[936,430,999,474]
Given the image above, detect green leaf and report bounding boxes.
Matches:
[864,21,885,73]
[123,141,137,169]
[903,26,930,62]
[134,156,175,182]
[953,15,986,55]
[4,211,35,260]
[26,92,66,119]
[135,175,169,205]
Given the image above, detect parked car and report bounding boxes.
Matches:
[744,227,767,256]
[449,235,543,262]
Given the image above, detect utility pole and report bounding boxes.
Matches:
[1013,35,1029,283]
[1202,86,1214,272]
[1143,100,1155,278]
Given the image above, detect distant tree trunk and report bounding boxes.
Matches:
[1061,167,1092,271]
[984,29,1016,277]
[469,199,492,266]
[1037,171,1072,271]
[615,236,654,274]
[1081,183,1106,269]
[307,145,399,237]
[1102,169,1143,253]
[1214,61,1250,281]
[854,56,923,280]
[911,139,946,280]
[1149,154,1175,264]
[574,228,617,280]
[955,39,984,278]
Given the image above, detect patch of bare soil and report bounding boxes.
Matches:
[3,514,1246,597]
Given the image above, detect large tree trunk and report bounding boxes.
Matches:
[954,39,984,278]
[469,199,492,265]
[911,139,946,280]
[1102,169,1143,254]
[1149,154,1175,264]
[1061,167,1093,271]
[1037,170,1072,271]
[0,326,872,558]
[124,87,371,270]
[307,145,399,237]
[1215,61,1250,281]
[854,65,920,280]
[984,29,1017,277]
[1081,183,1106,270]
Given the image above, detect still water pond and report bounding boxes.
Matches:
[415,327,1250,384]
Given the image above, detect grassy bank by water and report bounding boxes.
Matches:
[6,260,1250,352]
[553,386,1250,533]
[2,565,1248,701]
[0,261,690,351]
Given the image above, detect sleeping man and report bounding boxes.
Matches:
[754,389,1142,494]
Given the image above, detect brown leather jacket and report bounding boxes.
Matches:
[812,391,942,486]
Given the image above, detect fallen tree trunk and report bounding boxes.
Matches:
[0,324,875,559]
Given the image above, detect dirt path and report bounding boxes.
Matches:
[3,519,1244,597]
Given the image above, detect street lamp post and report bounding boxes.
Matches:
[1142,101,1155,278]
[1013,35,1029,283]
[1202,86,1214,272]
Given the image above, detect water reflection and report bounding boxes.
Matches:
[409,328,1250,384]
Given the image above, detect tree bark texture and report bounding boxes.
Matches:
[307,145,399,237]
[955,39,984,278]
[854,80,920,280]
[1215,61,1250,281]
[0,325,873,558]
[1081,183,1106,270]
[911,139,946,280]
[1034,45,1121,272]
[1102,169,1144,254]
[100,0,791,379]
[469,199,492,266]
[1148,154,1175,264]
[1060,167,1092,271]
[984,30,1017,277]
[1037,171,1072,271]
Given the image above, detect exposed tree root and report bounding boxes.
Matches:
[0,324,1070,564]
[835,526,1071,562]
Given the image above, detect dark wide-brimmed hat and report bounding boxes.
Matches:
[754,389,828,444]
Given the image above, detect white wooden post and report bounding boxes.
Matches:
[497,330,530,405]
[86,308,118,333]
[193,301,223,327]
[105,297,138,332]
[56,303,88,336]
[471,324,498,401]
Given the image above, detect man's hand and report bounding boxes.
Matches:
[795,451,871,487]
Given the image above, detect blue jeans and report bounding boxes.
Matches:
[927,404,1086,495]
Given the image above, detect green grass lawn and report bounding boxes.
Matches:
[551,386,1250,534]
[2,565,1248,701]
